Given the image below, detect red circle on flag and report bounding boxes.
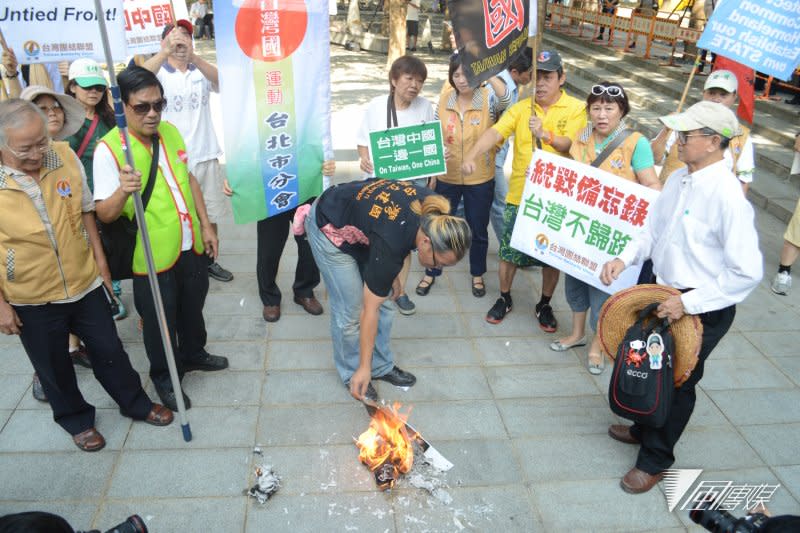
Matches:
[235,0,308,62]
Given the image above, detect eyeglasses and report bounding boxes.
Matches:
[37,102,63,115]
[676,131,713,144]
[80,84,106,93]
[4,138,51,159]
[127,99,167,115]
[591,84,623,97]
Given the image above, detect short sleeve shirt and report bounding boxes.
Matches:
[493,91,587,205]
[315,179,433,297]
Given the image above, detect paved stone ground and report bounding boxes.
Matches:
[1,42,799,532]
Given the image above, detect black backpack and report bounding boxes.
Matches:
[608,303,675,428]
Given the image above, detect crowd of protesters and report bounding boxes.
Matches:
[4,11,800,499]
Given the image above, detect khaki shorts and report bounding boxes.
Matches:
[785,196,800,247]
[192,159,230,224]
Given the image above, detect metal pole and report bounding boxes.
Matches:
[93,0,192,441]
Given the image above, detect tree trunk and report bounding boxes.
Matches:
[386,0,406,69]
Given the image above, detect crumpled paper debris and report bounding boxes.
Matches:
[247,464,281,504]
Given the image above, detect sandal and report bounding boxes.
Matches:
[472,277,486,298]
[416,276,435,296]
[588,352,606,375]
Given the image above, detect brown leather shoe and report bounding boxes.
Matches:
[621,467,663,494]
[263,305,280,322]
[145,403,174,426]
[608,424,639,445]
[72,427,106,452]
[293,295,323,316]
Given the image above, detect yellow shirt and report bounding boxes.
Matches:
[492,90,586,205]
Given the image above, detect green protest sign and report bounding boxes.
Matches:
[368,121,446,181]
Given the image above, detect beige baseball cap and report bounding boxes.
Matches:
[659,101,741,139]
[704,69,738,93]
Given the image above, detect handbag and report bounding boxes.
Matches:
[98,134,160,280]
[608,302,675,428]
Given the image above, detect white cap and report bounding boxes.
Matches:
[68,58,108,88]
[659,101,742,139]
[704,70,738,94]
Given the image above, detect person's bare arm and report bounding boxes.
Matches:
[350,285,386,399]
[189,172,218,259]
[358,145,373,174]
[190,50,219,87]
[635,166,662,191]
[650,127,671,163]
[95,165,140,223]
[462,128,504,175]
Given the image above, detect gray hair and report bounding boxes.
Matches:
[0,99,47,147]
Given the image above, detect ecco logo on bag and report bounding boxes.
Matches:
[626,369,649,379]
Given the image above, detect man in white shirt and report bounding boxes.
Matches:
[143,20,234,283]
[406,0,421,52]
[600,101,763,494]
[189,0,210,40]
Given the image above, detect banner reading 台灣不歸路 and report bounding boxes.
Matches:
[697,0,800,82]
[448,0,531,87]
[123,0,175,55]
[213,0,332,223]
[510,150,660,295]
[0,0,127,63]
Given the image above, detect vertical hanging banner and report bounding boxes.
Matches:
[0,0,127,63]
[213,0,331,223]
[123,0,175,55]
[448,0,530,86]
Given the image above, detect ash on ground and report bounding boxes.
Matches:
[247,464,281,504]
[397,442,453,505]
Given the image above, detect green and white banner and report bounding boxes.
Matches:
[368,121,445,181]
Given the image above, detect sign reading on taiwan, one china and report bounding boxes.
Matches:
[510,150,660,295]
[368,121,446,181]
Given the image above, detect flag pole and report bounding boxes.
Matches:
[677,55,703,113]
[93,0,192,442]
[529,0,539,151]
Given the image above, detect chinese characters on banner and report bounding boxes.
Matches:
[448,0,530,86]
[368,121,446,181]
[509,150,660,295]
[214,0,332,222]
[0,0,127,63]
[123,0,174,55]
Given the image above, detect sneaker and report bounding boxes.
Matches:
[31,373,48,402]
[536,303,557,333]
[771,272,792,295]
[208,262,234,282]
[486,297,512,324]
[395,294,416,315]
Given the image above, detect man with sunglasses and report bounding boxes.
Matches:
[462,49,586,332]
[93,66,229,412]
[141,19,235,284]
[0,99,174,451]
[600,101,762,494]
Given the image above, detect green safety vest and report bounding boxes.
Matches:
[100,122,204,275]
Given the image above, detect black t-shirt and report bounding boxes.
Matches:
[315,179,433,297]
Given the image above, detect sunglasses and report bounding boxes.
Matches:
[676,131,713,144]
[38,102,63,114]
[127,99,167,115]
[591,84,623,97]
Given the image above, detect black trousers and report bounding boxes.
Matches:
[256,204,320,307]
[14,286,152,435]
[133,251,209,391]
[631,304,736,474]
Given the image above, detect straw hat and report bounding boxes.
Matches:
[19,85,85,140]
[597,284,703,387]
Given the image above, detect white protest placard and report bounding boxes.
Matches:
[696,0,800,82]
[510,150,659,295]
[0,0,127,63]
[123,0,175,55]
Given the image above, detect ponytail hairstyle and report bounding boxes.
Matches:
[411,194,471,261]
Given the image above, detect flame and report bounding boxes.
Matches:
[356,402,414,488]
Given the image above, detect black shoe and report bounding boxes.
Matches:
[31,373,48,402]
[486,297,512,324]
[155,385,192,411]
[536,303,557,333]
[208,262,234,282]
[374,366,416,387]
[183,352,229,372]
[70,345,92,369]
[785,97,800,105]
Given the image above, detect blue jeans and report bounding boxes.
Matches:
[426,179,494,278]
[305,202,396,385]
[564,274,609,332]
[490,164,508,243]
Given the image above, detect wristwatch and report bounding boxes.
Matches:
[2,70,18,78]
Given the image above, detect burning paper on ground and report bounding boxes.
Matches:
[355,402,415,490]
[247,464,281,504]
